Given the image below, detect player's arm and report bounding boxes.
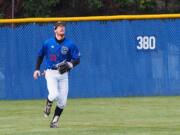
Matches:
[33,56,44,80]
[71,58,80,67]
[57,44,80,74]
[68,43,80,69]
[35,56,44,70]
[33,43,46,80]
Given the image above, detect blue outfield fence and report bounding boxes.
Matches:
[0,19,180,99]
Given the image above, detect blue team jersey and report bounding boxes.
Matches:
[38,37,80,69]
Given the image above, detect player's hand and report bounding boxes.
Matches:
[33,70,41,80]
[67,62,73,69]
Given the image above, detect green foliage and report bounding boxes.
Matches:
[112,0,133,9]
[23,0,60,17]
[0,12,4,19]
[88,0,103,9]
[139,0,157,12]
[1,0,180,18]
[112,0,130,6]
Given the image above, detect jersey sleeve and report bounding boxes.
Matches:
[38,41,47,57]
[70,44,80,60]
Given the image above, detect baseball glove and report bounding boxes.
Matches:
[56,61,72,74]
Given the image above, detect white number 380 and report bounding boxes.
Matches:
[136,36,156,50]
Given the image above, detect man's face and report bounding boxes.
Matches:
[54,25,65,36]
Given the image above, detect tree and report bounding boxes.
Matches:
[0,0,180,18]
[139,0,157,13]
[22,0,60,17]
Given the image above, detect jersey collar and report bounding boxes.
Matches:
[54,37,65,44]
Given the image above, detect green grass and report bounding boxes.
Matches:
[0,96,180,135]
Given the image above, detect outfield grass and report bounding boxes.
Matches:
[0,96,180,135]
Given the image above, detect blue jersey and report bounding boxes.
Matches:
[38,37,80,69]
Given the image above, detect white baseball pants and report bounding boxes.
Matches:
[45,69,68,109]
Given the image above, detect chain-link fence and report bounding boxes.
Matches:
[0,18,180,99]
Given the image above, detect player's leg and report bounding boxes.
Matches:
[50,73,69,128]
[50,106,64,128]
[44,98,53,117]
[44,70,59,117]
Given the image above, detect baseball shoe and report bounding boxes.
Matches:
[50,121,59,128]
[50,115,59,128]
[43,103,52,118]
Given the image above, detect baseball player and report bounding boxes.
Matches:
[33,21,80,128]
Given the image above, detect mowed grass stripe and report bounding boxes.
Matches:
[0,96,180,135]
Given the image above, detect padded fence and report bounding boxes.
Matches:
[0,18,180,99]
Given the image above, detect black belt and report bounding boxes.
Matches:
[47,67,58,70]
